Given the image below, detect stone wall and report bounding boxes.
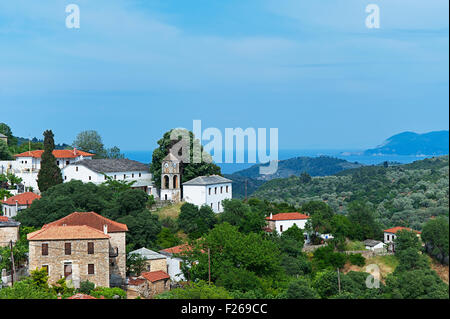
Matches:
[108,232,127,285]
[145,258,167,273]
[28,238,110,288]
[0,226,19,248]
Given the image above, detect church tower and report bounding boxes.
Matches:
[160,153,181,202]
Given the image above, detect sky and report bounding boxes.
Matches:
[0,0,448,152]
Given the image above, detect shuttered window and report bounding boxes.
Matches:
[65,243,71,255]
[42,243,48,256]
[88,242,94,254]
[88,264,95,275]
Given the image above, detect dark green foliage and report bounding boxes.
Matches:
[421,217,449,264]
[348,254,365,267]
[156,227,182,249]
[117,211,161,251]
[394,248,430,273]
[37,130,63,192]
[178,203,216,239]
[79,280,95,294]
[393,229,422,254]
[0,140,12,160]
[219,199,266,233]
[347,201,383,240]
[282,278,319,299]
[312,246,347,271]
[155,281,232,299]
[302,201,334,234]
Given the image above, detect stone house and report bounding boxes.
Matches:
[127,270,170,299]
[384,226,421,252]
[27,225,111,288]
[128,247,168,273]
[0,216,20,248]
[38,211,128,287]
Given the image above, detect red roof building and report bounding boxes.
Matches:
[43,211,128,233]
[14,149,94,159]
[141,270,170,283]
[384,226,421,234]
[265,212,309,221]
[1,192,41,206]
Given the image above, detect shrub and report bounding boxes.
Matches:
[348,254,366,267]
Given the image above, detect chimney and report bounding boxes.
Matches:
[269,213,273,219]
[73,147,77,156]
[103,224,108,234]
[15,200,18,211]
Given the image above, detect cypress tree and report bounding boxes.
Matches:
[37,130,63,192]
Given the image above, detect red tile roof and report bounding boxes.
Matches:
[266,212,310,221]
[27,225,110,241]
[1,192,41,206]
[160,244,193,255]
[14,149,94,159]
[141,270,170,283]
[384,226,421,234]
[43,211,128,233]
[128,278,146,286]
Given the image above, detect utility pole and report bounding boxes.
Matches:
[208,248,211,285]
[10,240,15,287]
[337,268,341,294]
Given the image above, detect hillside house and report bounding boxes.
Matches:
[128,248,168,273]
[127,270,170,299]
[265,212,309,235]
[182,175,232,213]
[32,211,128,287]
[1,192,41,218]
[61,159,157,197]
[384,226,421,252]
[0,216,20,248]
[159,244,195,282]
[363,239,385,252]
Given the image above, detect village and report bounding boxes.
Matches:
[1,128,438,300]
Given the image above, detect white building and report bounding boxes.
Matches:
[363,239,385,252]
[61,159,157,197]
[383,226,421,252]
[1,192,41,218]
[159,244,192,282]
[265,212,309,234]
[182,175,232,213]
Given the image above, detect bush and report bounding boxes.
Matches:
[348,254,366,267]
[79,280,95,294]
[90,287,127,299]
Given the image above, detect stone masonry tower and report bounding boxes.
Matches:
[160,152,181,202]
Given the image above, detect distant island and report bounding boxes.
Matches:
[363,130,449,156]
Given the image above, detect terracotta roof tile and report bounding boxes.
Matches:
[44,211,128,232]
[384,226,421,234]
[141,270,170,283]
[160,244,193,255]
[27,225,110,241]
[266,212,310,221]
[14,149,94,159]
[1,192,41,206]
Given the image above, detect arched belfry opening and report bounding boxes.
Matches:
[173,175,178,189]
[163,175,170,189]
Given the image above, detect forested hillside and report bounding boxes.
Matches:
[252,156,449,230]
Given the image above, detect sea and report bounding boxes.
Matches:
[123,149,439,174]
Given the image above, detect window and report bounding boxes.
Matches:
[132,173,134,178]
[66,161,69,165]
[215,187,217,194]
[221,187,223,193]
[210,203,213,209]
[139,173,141,177]
[57,161,60,166]
[64,176,67,180]
[280,225,283,232]
[42,265,49,275]
[218,202,220,210]
[124,174,126,179]
[89,176,91,181]
[88,242,94,254]
[226,186,229,193]
[42,243,49,256]
[209,188,211,195]
[76,167,78,172]
[65,243,71,255]
[88,264,95,275]
[114,175,117,180]
[105,175,107,180]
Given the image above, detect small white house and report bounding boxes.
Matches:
[383,226,421,252]
[159,244,193,282]
[61,159,157,196]
[265,212,310,235]
[182,175,232,213]
[363,239,385,251]
[1,192,41,218]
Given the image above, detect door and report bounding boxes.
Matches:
[64,263,72,280]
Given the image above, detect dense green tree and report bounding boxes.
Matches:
[0,123,17,146]
[302,201,334,235]
[421,217,449,264]
[149,129,221,188]
[156,227,182,249]
[72,130,106,158]
[393,229,422,254]
[312,246,347,271]
[0,140,12,160]
[178,203,217,239]
[37,130,63,192]
[219,199,266,233]
[282,278,319,299]
[347,201,383,240]
[117,210,162,251]
[312,270,339,298]
[394,248,429,273]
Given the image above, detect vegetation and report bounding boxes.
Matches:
[37,130,63,192]
[72,130,124,159]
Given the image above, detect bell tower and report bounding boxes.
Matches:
[160,153,181,202]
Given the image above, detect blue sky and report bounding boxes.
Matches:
[0,0,448,152]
